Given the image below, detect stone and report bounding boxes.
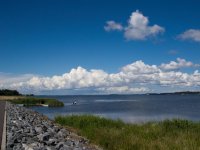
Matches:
[46,138,57,146]
[37,133,50,141]
[6,103,100,150]
[55,142,64,149]
[35,126,43,133]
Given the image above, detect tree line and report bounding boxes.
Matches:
[0,89,22,96]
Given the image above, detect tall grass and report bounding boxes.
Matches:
[10,97,64,107]
[55,115,200,150]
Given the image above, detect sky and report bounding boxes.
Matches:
[0,0,200,95]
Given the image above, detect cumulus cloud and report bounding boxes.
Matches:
[178,29,200,42]
[121,60,159,74]
[160,58,200,70]
[124,10,165,40]
[104,21,123,31]
[0,73,35,89]
[104,10,165,40]
[1,58,200,94]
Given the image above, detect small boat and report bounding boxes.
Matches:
[72,101,77,105]
[41,104,49,107]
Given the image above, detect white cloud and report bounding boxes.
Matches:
[178,29,200,42]
[104,10,165,40]
[124,10,165,40]
[160,58,200,70]
[0,73,35,89]
[104,21,123,31]
[121,60,159,74]
[1,58,200,94]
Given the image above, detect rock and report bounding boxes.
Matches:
[24,128,30,133]
[37,133,50,141]
[35,126,43,133]
[56,131,64,138]
[46,138,57,146]
[6,103,101,150]
[22,144,34,150]
[65,140,73,146]
[55,142,64,149]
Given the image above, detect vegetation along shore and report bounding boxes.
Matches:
[55,115,200,150]
[0,89,64,107]
[10,97,64,107]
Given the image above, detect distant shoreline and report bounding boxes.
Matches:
[147,91,200,95]
[1,89,200,97]
[35,91,200,96]
[1,91,200,102]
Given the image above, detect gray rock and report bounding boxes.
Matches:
[35,126,43,133]
[37,133,50,141]
[46,138,57,146]
[6,103,101,150]
[55,142,64,149]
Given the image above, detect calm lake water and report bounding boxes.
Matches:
[31,95,200,123]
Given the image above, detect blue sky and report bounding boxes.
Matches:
[0,0,200,94]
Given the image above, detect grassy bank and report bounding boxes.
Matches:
[10,97,64,107]
[0,96,25,101]
[55,115,200,150]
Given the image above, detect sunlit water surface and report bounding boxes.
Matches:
[31,95,200,123]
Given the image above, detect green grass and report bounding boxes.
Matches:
[55,115,200,150]
[10,97,64,107]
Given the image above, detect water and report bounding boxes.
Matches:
[31,94,200,123]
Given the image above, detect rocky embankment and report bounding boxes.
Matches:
[6,103,101,150]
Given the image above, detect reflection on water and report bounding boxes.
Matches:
[32,94,200,123]
[94,99,138,103]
